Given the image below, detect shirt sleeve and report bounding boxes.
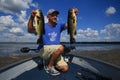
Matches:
[60,23,66,32]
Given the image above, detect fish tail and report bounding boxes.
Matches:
[37,35,43,44]
[70,37,76,44]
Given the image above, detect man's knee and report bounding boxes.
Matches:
[58,45,64,53]
[62,65,69,72]
[56,65,69,72]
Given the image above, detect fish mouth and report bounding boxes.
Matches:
[36,16,41,19]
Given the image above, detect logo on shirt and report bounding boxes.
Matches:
[48,32,57,41]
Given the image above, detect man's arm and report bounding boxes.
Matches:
[27,10,36,33]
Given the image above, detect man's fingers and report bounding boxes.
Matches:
[31,10,36,17]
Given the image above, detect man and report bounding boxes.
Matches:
[27,9,68,76]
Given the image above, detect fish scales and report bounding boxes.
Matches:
[67,8,78,44]
[34,9,45,44]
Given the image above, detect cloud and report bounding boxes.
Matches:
[105,6,116,15]
[0,31,36,42]
[0,15,21,37]
[0,0,39,42]
[61,23,120,42]
[100,23,120,41]
[76,28,99,41]
[0,1,119,42]
[16,10,28,29]
[44,16,48,23]
[61,32,69,42]
[0,0,36,14]
[1,14,120,42]
[10,27,23,33]
[17,11,27,22]
[0,0,46,42]
[0,15,17,27]
[61,28,99,42]
[77,28,98,38]
[0,13,35,42]
[10,27,22,33]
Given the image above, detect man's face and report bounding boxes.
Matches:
[47,12,58,23]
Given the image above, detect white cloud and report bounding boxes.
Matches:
[0,15,23,36]
[44,16,48,23]
[60,28,99,42]
[77,28,98,38]
[100,23,120,41]
[105,6,116,15]
[0,0,119,42]
[61,32,69,42]
[0,0,40,42]
[18,33,37,42]
[84,28,98,37]
[0,14,33,42]
[17,11,27,22]
[0,0,36,14]
[0,15,17,27]
[60,24,120,42]
[0,32,36,42]
[10,27,23,33]
[76,28,99,41]
[0,26,6,31]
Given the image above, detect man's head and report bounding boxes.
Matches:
[47,9,59,23]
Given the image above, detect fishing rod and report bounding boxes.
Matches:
[20,45,75,53]
[20,44,43,53]
[20,47,38,53]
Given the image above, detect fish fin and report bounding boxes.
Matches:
[70,38,76,44]
[42,21,45,34]
[67,15,71,34]
[37,38,43,44]
[75,30,77,35]
[41,12,45,34]
[67,25,70,34]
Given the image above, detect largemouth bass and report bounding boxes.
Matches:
[34,9,45,44]
[67,8,78,44]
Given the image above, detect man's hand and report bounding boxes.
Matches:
[73,8,78,15]
[30,10,37,18]
[27,10,37,33]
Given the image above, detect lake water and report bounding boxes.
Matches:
[0,43,120,56]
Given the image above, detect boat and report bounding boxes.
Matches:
[0,47,120,80]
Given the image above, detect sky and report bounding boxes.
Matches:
[0,0,120,42]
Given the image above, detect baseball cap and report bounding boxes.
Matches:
[47,9,59,15]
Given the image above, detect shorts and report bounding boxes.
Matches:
[39,45,67,66]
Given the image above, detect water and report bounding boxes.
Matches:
[0,43,38,56]
[64,43,120,51]
[0,42,120,56]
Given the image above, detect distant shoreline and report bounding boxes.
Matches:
[0,42,120,44]
[61,42,120,44]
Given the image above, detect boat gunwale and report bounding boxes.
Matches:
[73,54,120,70]
[0,56,40,73]
[0,54,120,80]
[0,54,120,73]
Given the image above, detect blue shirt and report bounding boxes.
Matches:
[42,23,65,45]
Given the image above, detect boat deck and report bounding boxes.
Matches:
[12,55,112,80]
[14,63,97,80]
[0,54,120,80]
